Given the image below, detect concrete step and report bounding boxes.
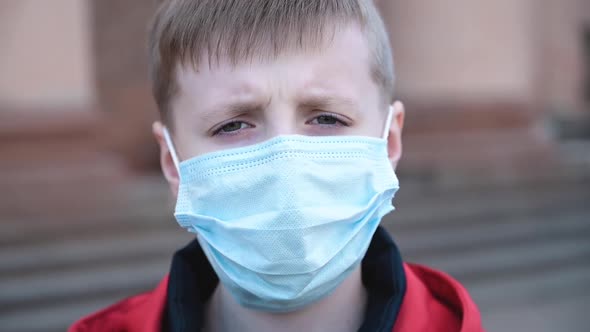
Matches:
[0,294,130,332]
[392,208,590,259]
[0,228,191,277]
[412,229,589,284]
[4,199,586,280]
[0,257,169,313]
[1,203,586,312]
[3,173,587,247]
[483,292,590,332]
[2,219,587,332]
[0,173,171,222]
[401,126,553,171]
[470,263,590,309]
[387,180,589,230]
[0,174,588,332]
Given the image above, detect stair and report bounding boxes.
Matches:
[0,171,589,332]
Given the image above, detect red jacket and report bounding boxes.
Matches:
[69,263,484,332]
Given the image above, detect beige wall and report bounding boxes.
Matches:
[0,0,95,111]
[583,0,590,22]
[381,0,538,104]
[1,0,584,115]
[535,0,586,114]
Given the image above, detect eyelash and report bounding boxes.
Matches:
[212,113,349,136]
[212,121,254,136]
[307,113,349,127]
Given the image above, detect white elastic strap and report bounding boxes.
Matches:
[162,127,181,172]
[382,105,394,139]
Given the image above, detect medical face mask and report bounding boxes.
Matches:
[163,107,399,312]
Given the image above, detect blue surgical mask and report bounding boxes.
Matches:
[163,107,399,312]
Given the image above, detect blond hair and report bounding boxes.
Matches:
[148,0,394,125]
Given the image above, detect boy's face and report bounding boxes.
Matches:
[153,24,404,195]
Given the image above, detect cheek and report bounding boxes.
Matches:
[173,127,208,160]
[355,110,388,138]
[207,131,263,151]
[353,88,387,138]
[363,121,386,138]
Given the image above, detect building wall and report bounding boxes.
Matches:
[535,0,586,115]
[380,0,537,104]
[0,0,95,111]
[1,0,586,173]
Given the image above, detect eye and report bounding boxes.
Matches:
[213,121,253,135]
[308,114,349,127]
[316,115,338,125]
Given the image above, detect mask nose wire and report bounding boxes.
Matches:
[163,127,181,173]
[382,105,394,140]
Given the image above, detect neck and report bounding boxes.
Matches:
[204,266,368,332]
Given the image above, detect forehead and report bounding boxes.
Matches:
[163,0,369,73]
[173,24,375,103]
[177,20,370,72]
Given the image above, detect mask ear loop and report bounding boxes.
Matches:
[162,127,181,173]
[382,105,394,140]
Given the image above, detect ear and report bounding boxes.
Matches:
[386,101,405,167]
[152,121,180,197]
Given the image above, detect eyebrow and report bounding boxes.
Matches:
[297,93,360,115]
[198,91,359,127]
[199,98,269,126]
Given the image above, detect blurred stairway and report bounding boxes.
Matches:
[388,171,590,331]
[0,165,589,332]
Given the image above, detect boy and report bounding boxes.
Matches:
[71,0,484,331]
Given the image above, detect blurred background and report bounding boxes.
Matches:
[0,0,589,331]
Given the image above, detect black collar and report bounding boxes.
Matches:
[164,226,406,332]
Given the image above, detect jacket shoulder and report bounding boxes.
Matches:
[394,263,485,332]
[68,276,169,332]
